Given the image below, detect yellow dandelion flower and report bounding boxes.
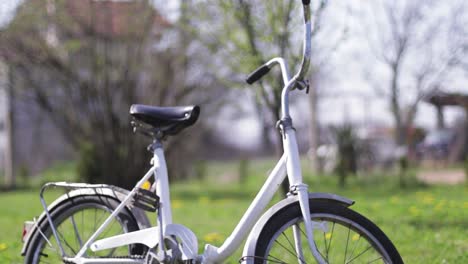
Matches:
[449,200,457,208]
[0,243,7,251]
[409,206,420,216]
[217,198,234,204]
[390,196,399,204]
[415,191,424,197]
[172,200,183,209]
[199,196,210,204]
[352,234,360,241]
[422,195,434,205]
[434,201,444,211]
[141,181,152,190]
[204,232,223,243]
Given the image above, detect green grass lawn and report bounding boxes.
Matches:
[0,160,467,263]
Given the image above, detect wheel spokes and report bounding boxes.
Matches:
[346,245,372,264]
[37,206,132,262]
[266,217,386,264]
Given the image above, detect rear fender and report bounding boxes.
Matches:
[21,186,151,256]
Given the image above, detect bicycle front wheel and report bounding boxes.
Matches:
[253,200,403,264]
[24,195,146,263]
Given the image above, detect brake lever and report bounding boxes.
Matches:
[294,79,310,94]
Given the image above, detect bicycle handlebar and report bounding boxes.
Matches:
[246,1,311,86]
[246,64,271,85]
[295,0,312,82]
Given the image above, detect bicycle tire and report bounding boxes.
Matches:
[24,195,146,263]
[253,200,403,264]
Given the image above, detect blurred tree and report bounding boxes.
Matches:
[363,0,466,149]
[333,123,358,188]
[0,0,220,188]
[1,63,15,188]
[190,0,345,193]
[447,1,468,72]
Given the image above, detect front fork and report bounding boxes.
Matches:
[282,124,326,264]
[295,184,327,264]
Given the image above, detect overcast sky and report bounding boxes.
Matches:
[0,0,22,27]
[0,0,466,149]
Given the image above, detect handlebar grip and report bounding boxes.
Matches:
[302,0,310,5]
[246,64,271,85]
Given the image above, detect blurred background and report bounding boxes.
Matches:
[0,0,467,263]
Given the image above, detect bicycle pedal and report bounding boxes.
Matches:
[133,188,160,212]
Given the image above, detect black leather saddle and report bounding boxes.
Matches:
[130,104,200,136]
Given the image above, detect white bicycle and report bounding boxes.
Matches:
[22,1,403,263]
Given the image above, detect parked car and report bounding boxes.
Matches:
[416,129,456,159]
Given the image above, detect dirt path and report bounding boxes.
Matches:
[417,169,466,184]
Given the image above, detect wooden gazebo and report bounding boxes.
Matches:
[425,92,468,161]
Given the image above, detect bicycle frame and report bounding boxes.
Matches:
[61,130,312,264]
[50,1,326,263]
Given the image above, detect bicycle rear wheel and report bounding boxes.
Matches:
[24,195,146,263]
[253,200,403,264]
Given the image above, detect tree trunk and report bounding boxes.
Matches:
[271,105,290,195]
[308,81,319,172]
[404,103,419,158]
[390,66,405,147]
[4,65,15,188]
[253,99,274,154]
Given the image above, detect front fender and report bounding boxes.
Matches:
[21,186,151,256]
[241,192,354,263]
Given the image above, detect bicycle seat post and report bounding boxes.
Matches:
[147,137,163,155]
[149,137,173,226]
